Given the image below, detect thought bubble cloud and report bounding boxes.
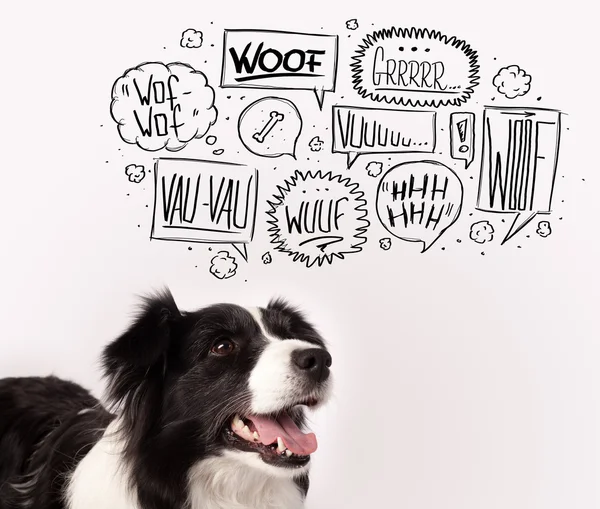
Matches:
[366,161,383,178]
[351,27,479,107]
[266,170,370,268]
[493,65,531,99]
[238,97,302,159]
[110,62,217,152]
[450,112,476,168]
[536,220,552,238]
[376,160,463,252]
[151,157,258,260]
[469,220,494,244]
[210,251,237,279]
[181,29,203,49]
[125,164,145,183]
[221,29,338,109]
[262,252,272,264]
[332,106,436,169]
[476,107,561,244]
[379,237,392,250]
[346,19,359,30]
[309,136,324,152]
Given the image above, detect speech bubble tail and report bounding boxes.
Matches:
[464,156,475,170]
[346,153,360,169]
[502,212,537,245]
[313,88,326,110]
[231,243,249,262]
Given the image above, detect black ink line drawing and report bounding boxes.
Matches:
[110,62,218,152]
[220,29,339,110]
[212,149,225,156]
[379,238,392,250]
[238,97,302,159]
[262,252,272,264]
[181,29,203,48]
[493,65,531,99]
[351,27,479,108]
[536,220,552,238]
[309,136,324,152]
[206,135,217,146]
[332,105,436,169]
[210,250,238,279]
[469,220,494,244]
[266,170,370,268]
[366,161,384,178]
[150,157,258,262]
[450,112,476,169]
[376,160,464,252]
[125,164,145,183]
[475,106,561,245]
[346,19,359,31]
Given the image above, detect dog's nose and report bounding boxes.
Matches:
[292,348,332,383]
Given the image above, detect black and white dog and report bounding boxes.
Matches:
[0,290,332,509]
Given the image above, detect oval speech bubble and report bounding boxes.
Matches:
[376,160,463,252]
[351,27,479,108]
[238,97,302,159]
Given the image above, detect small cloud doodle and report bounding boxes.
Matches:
[379,238,392,251]
[493,65,532,99]
[209,251,237,279]
[262,252,272,264]
[366,161,383,178]
[308,136,324,152]
[181,29,203,48]
[125,164,145,183]
[469,220,495,244]
[536,220,552,238]
[346,19,359,30]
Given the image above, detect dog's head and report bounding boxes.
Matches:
[101,290,332,479]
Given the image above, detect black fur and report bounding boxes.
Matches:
[0,290,326,509]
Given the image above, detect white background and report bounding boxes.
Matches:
[1,1,599,508]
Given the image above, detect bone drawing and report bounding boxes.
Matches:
[253,111,284,143]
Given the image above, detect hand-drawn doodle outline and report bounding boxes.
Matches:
[350,27,480,108]
[366,161,384,178]
[210,250,238,279]
[450,112,476,169]
[376,160,464,252]
[469,220,494,244]
[475,106,561,245]
[309,136,324,152]
[180,29,203,48]
[346,19,359,31]
[238,97,302,159]
[332,105,437,169]
[150,157,259,262]
[220,29,339,110]
[110,61,218,152]
[266,170,370,268]
[125,164,146,183]
[493,65,532,99]
[379,238,392,250]
[536,220,552,238]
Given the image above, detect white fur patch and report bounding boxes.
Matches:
[65,420,137,509]
[187,453,304,509]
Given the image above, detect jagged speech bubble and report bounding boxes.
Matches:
[266,170,370,267]
[376,160,463,252]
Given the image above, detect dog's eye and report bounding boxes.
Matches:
[210,339,236,356]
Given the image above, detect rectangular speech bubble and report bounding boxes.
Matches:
[221,29,338,109]
[332,106,436,169]
[476,106,561,244]
[151,158,258,256]
[450,112,476,169]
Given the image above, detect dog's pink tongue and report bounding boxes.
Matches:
[249,413,318,455]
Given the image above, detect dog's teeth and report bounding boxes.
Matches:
[232,415,244,430]
[253,431,260,441]
[276,437,285,453]
[242,425,251,437]
[285,449,293,457]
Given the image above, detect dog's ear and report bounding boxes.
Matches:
[101,288,181,406]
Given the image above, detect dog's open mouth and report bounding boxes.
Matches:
[222,399,319,468]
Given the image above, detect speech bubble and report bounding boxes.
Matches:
[475,106,561,244]
[110,62,217,152]
[150,157,258,261]
[332,105,436,169]
[221,29,338,109]
[238,97,302,159]
[450,112,476,169]
[266,170,370,268]
[351,27,479,107]
[376,160,463,252]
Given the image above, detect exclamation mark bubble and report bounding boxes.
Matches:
[450,112,476,168]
